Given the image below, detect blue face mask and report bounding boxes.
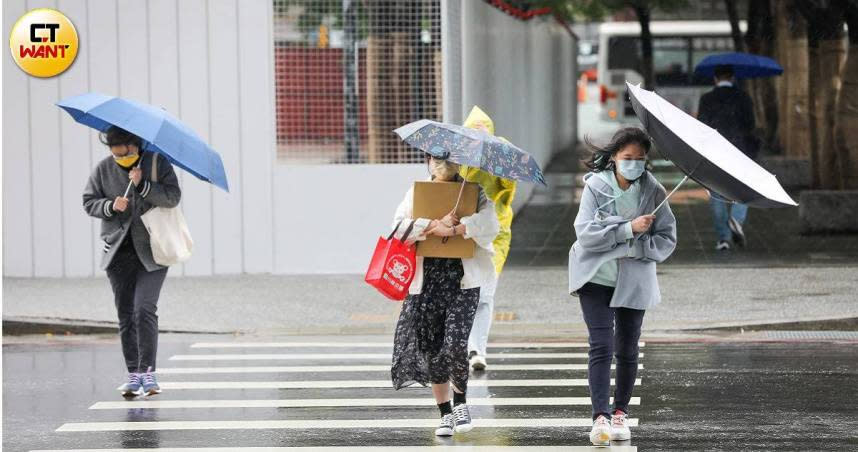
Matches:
[616,159,646,181]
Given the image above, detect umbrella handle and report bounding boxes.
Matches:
[651,175,688,216]
[122,152,146,198]
[449,179,466,217]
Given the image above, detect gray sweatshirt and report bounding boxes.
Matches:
[82,151,181,272]
[568,170,677,310]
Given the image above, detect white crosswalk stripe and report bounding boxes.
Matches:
[120,378,642,390]
[90,397,640,410]
[33,447,637,452]
[56,417,640,432]
[190,341,646,349]
[169,352,641,361]
[157,363,601,374]
[48,338,646,451]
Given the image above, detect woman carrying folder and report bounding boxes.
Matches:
[389,154,500,437]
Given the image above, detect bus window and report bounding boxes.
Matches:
[653,38,690,86]
[691,37,735,85]
[607,34,735,87]
[607,36,642,73]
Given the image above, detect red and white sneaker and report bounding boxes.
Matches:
[611,409,631,441]
[589,415,612,446]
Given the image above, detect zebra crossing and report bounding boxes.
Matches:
[37,338,644,451]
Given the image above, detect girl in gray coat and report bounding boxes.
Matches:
[568,128,677,446]
[83,126,181,398]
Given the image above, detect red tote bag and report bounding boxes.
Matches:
[365,220,417,301]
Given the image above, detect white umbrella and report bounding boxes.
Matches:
[626,82,797,211]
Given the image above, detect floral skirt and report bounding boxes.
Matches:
[391,257,480,392]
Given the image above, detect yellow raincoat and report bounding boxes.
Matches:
[460,106,517,275]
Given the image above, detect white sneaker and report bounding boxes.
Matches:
[589,415,612,446]
[715,240,731,251]
[611,410,631,441]
[452,403,473,433]
[469,353,487,371]
[728,217,746,247]
[435,413,454,436]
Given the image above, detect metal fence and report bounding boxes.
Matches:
[274,0,442,164]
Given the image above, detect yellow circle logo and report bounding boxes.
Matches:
[9,8,79,78]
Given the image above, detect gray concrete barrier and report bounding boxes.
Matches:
[799,190,858,233]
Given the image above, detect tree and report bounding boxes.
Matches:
[774,0,810,159]
[797,0,847,189]
[836,0,858,189]
[724,0,744,52]
[740,0,780,153]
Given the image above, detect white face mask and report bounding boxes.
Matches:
[429,159,460,181]
[616,159,646,181]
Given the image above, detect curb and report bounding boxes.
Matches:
[2,317,228,336]
[4,316,857,337]
[674,316,858,333]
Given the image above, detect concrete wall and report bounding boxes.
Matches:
[458,3,578,210]
[3,0,577,277]
[273,164,427,274]
[2,0,276,277]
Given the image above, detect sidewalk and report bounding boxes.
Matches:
[4,147,858,336]
[4,264,858,335]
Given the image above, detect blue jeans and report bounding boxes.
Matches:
[710,193,748,242]
[578,282,645,420]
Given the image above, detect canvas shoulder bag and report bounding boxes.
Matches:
[141,155,194,266]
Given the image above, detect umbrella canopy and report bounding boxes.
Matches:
[626,82,796,208]
[694,52,783,79]
[57,93,229,192]
[394,119,546,186]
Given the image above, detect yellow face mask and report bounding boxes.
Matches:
[114,153,139,168]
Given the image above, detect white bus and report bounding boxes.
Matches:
[597,21,746,121]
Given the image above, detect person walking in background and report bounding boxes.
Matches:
[459,106,517,371]
[83,126,181,398]
[390,154,500,437]
[568,128,677,446]
[697,64,757,251]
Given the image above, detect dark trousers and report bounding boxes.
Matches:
[106,247,168,373]
[578,282,645,420]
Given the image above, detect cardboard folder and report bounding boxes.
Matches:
[413,181,479,258]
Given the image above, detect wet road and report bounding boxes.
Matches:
[3,334,858,451]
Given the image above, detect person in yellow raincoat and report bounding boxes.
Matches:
[460,106,517,371]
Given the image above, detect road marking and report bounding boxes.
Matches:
[157,363,602,374]
[189,342,645,349]
[117,378,641,390]
[168,353,642,361]
[33,446,637,451]
[56,418,640,432]
[89,396,640,410]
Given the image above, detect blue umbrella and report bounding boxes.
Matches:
[394,119,546,186]
[56,93,229,192]
[694,52,783,79]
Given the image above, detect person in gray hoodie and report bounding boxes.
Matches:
[83,126,181,399]
[568,127,677,446]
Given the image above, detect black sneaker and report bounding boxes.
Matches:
[715,240,731,251]
[728,217,746,247]
[435,413,455,436]
[452,404,473,433]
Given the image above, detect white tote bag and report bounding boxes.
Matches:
[141,155,193,266]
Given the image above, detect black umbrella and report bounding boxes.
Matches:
[626,82,797,211]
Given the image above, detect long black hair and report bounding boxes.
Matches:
[99,125,143,149]
[582,127,651,173]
